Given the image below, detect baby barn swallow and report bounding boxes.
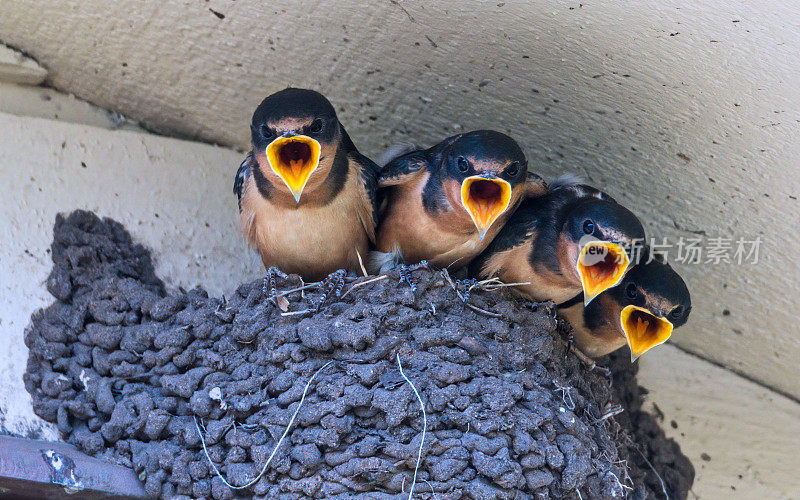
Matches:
[472,180,645,304]
[234,88,379,281]
[372,130,547,271]
[559,252,691,359]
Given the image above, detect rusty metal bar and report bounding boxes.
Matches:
[0,435,147,499]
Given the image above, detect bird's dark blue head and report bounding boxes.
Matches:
[436,130,529,238]
[604,251,692,359]
[560,189,646,304]
[612,253,692,326]
[563,194,645,248]
[249,88,342,203]
[441,130,528,185]
[250,88,339,151]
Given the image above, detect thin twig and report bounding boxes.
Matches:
[280,309,314,317]
[194,361,333,490]
[444,257,465,271]
[592,404,625,424]
[569,344,598,370]
[355,248,369,277]
[267,282,321,300]
[465,303,503,318]
[604,469,632,495]
[635,445,669,500]
[552,379,576,411]
[423,479,440,500]
[440,269,503,318]
[440,268,461,298]
[397,354,426,500]
[472,277,531,292]
[597,450,634,494]
[341,275,388,298]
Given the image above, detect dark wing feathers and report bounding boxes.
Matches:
[524,171,548,199]
[352,150,382,238]
[233,153,254,211]
[376,133,466,187]
[484,199,542,254]
[377,150,429,187]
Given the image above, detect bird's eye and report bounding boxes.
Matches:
[625,283,638,300]
[670,306,684,318]
[582,219,595,234]
[504,162,520,178]
[308,119,324,134]
[260,125,274,139]
[456,156,470,173]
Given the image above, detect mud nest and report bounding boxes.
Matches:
[24,210,693,499]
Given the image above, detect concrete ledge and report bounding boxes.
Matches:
[0,44,47,85]
[638,345,800,499]
[0,435,146,499]
[0,82,142,131]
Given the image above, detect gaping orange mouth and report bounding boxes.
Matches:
[620,305,674,360]
[577,241,630,304]
[460,176,512,239]
[266,135,321,202]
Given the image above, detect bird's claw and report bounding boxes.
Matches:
[262,267,289,298]
[566,338,612,378]
[398,260,428,297]
[315,269,347,309]
[455,278,478,303]
[593,365,612,378]
[565,332,575,360]
[410,260,429,271]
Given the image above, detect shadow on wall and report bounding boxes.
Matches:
[0,0,798,397]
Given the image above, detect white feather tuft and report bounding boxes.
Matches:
[548,173,585,192]
[367,249,404,274]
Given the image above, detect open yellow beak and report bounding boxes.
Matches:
[266,135,321,203]
[460,176,512,240]
[620,305,674,360]
[577,241,630,305]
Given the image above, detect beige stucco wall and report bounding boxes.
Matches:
[0,111,260,438]
[1,1,798,398]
